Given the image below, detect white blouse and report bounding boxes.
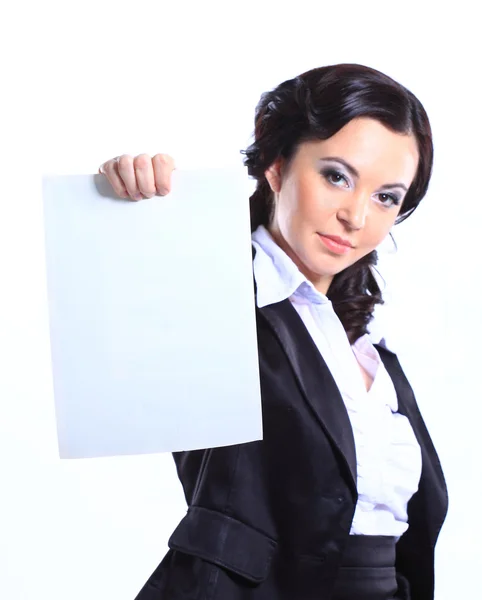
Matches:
[252,225,422,538]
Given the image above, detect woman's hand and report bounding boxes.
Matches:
[98,154,176,201]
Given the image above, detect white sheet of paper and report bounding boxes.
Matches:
[42,170,262,459]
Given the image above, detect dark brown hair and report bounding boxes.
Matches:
[242,63,433,343]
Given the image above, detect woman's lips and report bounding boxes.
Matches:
[317,233,353,255]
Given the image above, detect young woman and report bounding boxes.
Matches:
[100,63,448,600]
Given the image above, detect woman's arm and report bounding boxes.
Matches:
[99,153,176,201]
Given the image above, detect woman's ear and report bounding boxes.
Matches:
[264,158,283,193]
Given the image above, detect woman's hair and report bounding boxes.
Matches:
[242,63,433,344]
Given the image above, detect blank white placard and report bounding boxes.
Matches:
[42,169,262,459]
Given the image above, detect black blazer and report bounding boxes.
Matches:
[135,287,448,600]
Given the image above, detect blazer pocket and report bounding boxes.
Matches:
[168,506,277,584]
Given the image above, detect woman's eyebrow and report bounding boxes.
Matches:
[321,156,360,178]
[320,156,408,192]
[380,182,408,192]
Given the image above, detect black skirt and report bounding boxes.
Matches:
[331,535,410,600]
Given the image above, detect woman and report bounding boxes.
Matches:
[100,63,448,600]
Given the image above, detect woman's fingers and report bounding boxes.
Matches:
[99,157,129,198]
[117,154,142,200]
[134,154,156,199]
[99,153,176,201]
[152,153,176,195]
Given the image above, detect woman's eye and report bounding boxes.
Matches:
[323,169,349,187]
[377,193,401,207]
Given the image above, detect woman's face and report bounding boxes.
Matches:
[266,117,419,294]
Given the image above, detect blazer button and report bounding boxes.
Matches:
[337,496,344,504]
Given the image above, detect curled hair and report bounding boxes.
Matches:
[242,64,433,343]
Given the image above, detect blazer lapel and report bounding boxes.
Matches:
[376,345,448,546]
[259,300,358,495]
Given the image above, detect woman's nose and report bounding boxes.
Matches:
[336,193,370,230]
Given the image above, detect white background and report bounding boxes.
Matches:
[1,1,481,598]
